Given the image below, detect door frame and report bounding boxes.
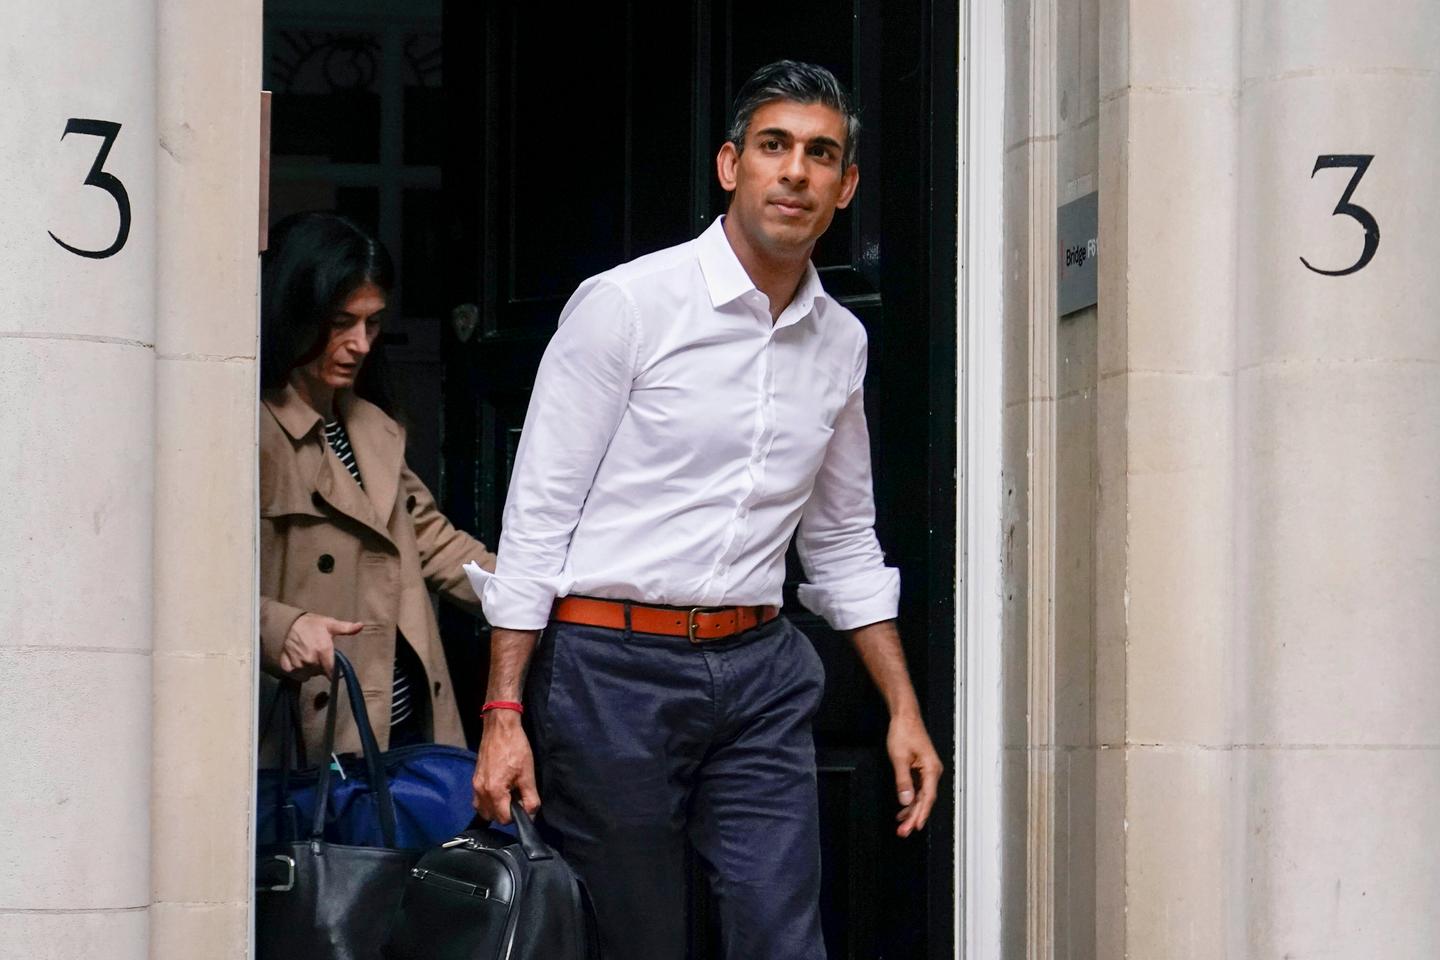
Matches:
[242,0,1008,954]
[957,0,1006,957]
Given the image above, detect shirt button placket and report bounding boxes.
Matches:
[721,328,770,594]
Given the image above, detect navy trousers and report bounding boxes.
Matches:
[524,614,828,960]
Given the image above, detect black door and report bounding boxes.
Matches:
[440,3,957,956]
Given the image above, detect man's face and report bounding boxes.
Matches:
[717,99,859,259]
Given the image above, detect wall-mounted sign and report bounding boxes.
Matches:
[1057,191,1098,316]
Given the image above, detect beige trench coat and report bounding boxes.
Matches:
[259,384,495,758]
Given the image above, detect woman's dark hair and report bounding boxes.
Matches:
[726,60,860,168]
[261,211,397,412]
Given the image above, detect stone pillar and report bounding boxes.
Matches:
[0,2,158,958]
[1097,1,1242,957]
[1235,2,1440,956]
[1006,0,1439,956]
[1,3,262,958]
[1094,1,1440,957]
[149,1,262,957]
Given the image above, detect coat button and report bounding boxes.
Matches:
[317,554,335,573]
[313,691,329,711]
[406,494,418,512]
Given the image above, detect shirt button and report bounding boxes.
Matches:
[317,554,335,574]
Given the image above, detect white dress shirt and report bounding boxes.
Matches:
[469,217,900,632]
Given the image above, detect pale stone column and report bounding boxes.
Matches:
[1235,2,1440,956]
[1092,1,1440,957]
[0,3,262,958]
[997,0,1044,955]
[1096,2,1243,957]
[149,1,263,958]
[0,2,158,958]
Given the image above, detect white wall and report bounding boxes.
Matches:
[1235,3,1440,955]
[149,1,263,956]
[1,2,158,957]
[1002,1,1440,956]
[0,2,263,958]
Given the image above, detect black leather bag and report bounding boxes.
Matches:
[383,802,599,960]
[256,652,419,960]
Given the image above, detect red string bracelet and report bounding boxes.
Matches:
[481,700,524,717]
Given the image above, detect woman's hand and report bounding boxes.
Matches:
[279,613,363,679]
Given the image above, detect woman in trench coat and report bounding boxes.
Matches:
[259,212,495,758]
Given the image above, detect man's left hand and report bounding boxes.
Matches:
[846,619,944,837]
[887,713,943,838]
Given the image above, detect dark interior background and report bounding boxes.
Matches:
[264,1,956,955]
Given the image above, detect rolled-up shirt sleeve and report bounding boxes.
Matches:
[473,278,640,629]
[794,339,900,631]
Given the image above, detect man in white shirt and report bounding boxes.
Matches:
[469,60,942,959]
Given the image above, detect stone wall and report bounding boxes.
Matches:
[151,0,263,956]
[1002,0,1440,956]
[1,2,160,956]
[0,2,262,958]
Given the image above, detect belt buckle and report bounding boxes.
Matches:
[687,607,705,644]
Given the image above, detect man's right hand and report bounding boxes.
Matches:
[278,612,363,679]
[472,710,540,823]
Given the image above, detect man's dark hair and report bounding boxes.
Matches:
[260,211,396,412]
[726,60,860,168]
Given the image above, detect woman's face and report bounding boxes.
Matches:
[297,280,387,393]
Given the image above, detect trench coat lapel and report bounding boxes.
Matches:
[313,446,393,545]
[336,390,403,536]
[263,385,396,546]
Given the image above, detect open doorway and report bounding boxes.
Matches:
[264,0,447,495]
[261,0,958,954]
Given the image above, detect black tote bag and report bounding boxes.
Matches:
[255,651,419,960]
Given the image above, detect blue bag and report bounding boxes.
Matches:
[257,651,478,851]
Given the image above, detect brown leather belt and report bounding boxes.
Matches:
[552,596,779,644]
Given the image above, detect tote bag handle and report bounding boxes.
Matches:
[310,650,399,847]
[510,799,553,862]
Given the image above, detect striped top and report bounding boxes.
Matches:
[324,418,362,482]
[324,418,415,729]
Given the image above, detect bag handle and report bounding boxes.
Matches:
[259,680,309,773]
[272,682,307,842]
[311,650,399,847]
[510,798,553,862]
[285,682,309,770]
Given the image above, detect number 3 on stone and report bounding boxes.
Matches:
[1300,154,1379,277]
[49,118,132,260]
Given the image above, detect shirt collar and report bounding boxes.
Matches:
[696,216,755,308]
[778,261,828,329]
[695,216,831,323]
